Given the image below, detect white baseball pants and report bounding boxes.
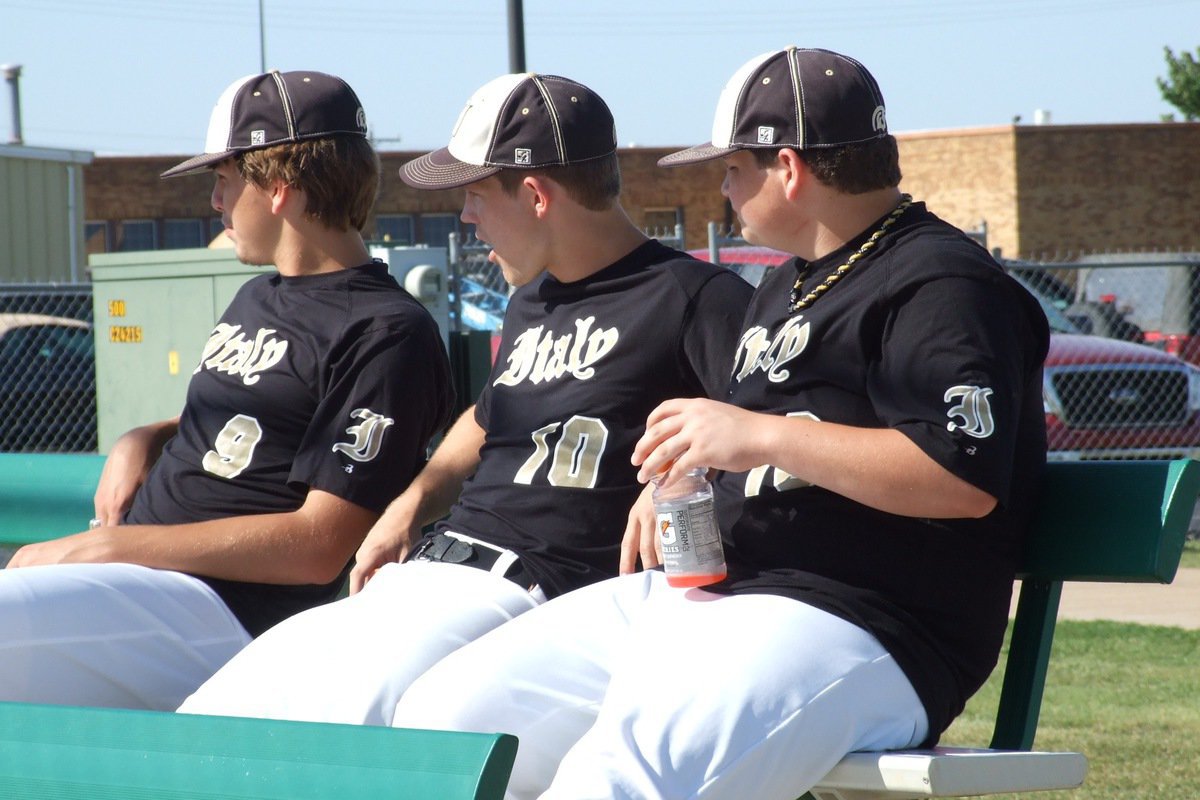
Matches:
[391,569,930,800]
[179,560,543,724]
[0,563,251,709]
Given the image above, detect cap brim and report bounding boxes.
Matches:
[656,142,739,168]
[400,147,501,190]
[160,149,238,179]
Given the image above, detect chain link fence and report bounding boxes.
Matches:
[6,227,1200,466]
[0,284,97,453]
[448,232,507,333]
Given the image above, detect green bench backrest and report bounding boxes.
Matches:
[1021,459,1199,583]
[0,702,517,800]
[0,453,106,546]
[993,458,1200,750]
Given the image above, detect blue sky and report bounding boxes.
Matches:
[2,0,1198,157]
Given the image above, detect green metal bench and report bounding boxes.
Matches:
[0,457,1196,800]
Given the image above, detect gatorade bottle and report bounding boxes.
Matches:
[652,467,727,587]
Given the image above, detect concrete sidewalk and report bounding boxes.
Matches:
[1015,566,1200,630]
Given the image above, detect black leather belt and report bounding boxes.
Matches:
[408,532,533,590]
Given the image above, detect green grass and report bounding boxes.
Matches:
[942,620,1200,800]
[1178,537,1200,569]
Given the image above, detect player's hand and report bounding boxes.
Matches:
[349,513,420,594]
[619,483,660,574]
[93,420,176,526]
[6,529,114,569]
[632,398,769,488]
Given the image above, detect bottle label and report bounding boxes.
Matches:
[656,496,725,580]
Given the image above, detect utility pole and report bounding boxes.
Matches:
[258,0,267,73]
[507,0,526,74]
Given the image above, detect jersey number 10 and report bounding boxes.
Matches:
[513,415,610,489]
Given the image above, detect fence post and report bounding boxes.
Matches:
[707,221,720,265]
[447,231,463,333]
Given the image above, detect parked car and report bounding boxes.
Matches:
[0,313,97,452]
[691,246,1200,462]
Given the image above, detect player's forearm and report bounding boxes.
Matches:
[120,416,181,456]
[395,405,487,527]
[93,416,184,526]
[79,494,377,585]
[751,415,996,519]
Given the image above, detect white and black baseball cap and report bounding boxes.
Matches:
[659,47,888,168]
[161,70,368,179]
[400,73,617,190]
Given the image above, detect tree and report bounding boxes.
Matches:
[1157,46,1200,121]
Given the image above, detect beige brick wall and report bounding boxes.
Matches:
[895,122,1200,259]
[896,127,1018,256]
[85,156,214,219]
[615,148,727,251]
[1013,123,1200,258]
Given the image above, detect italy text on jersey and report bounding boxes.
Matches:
[195,324,289,386]
[493,317,618,387]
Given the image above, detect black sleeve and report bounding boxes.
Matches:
[869,274,1040,504]
[679,269,754,398]
[291,319,454,513]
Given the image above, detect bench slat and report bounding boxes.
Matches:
[809,748,1088,800]
[0,702,516,800]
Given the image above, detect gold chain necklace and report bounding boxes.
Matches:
[788,194,913,313]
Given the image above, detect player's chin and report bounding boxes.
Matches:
[502,269,527,287]
[489,250,523,285]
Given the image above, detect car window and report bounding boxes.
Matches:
[1009,273,1080,335]
[0,324,94,380]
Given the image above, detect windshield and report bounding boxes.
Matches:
[1009,272,1080,334]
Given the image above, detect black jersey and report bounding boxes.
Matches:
[439,240,752,599]
[711,204,1049,744]
[126,261,455,635]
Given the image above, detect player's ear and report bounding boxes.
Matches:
[523,175,554,218]
[776,148,808,201]
[268,179,302,216]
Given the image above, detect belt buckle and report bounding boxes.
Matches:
[417,532,529,588]
[410,533,452,563]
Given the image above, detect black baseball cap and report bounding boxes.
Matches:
[401,73,617,190]
[161,70,368,179]
[659,47,888,167]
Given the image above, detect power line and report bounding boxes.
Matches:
[4,0,1192,37]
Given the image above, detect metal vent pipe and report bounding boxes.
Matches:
[2,64,22,145]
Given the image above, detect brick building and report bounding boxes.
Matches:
[895,122,1200,259]
[80,122,1200,263]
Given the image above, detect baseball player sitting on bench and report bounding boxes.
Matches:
[0,70,454,711]
[176,72,752,725]
[381,48,1051,800]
